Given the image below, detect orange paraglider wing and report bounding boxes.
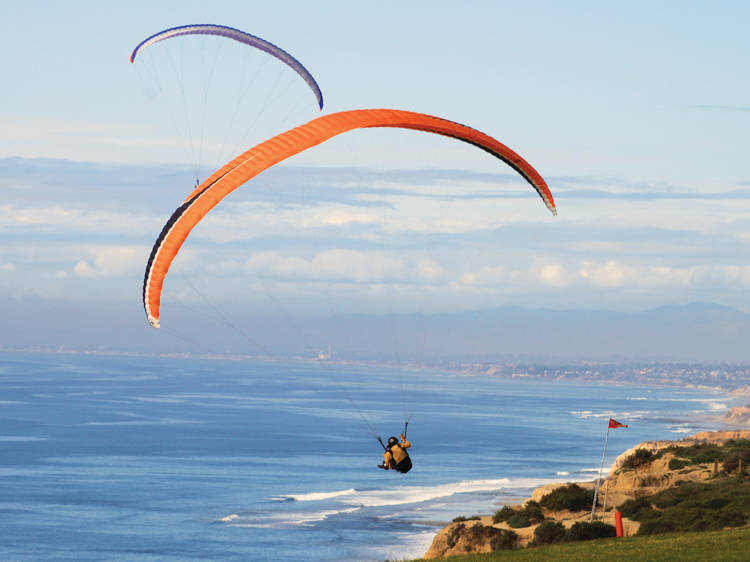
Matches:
[143,109,556,328]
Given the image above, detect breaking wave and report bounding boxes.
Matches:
[276,488,357,502]
[218,507,361,528]
[277,478,563,509]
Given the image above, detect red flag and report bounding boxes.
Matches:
[609,418,628,429]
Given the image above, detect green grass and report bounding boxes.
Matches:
[408,526,750,561]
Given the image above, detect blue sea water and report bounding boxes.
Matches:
[0,352,729,560]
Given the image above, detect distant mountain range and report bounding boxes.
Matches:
[309,302,750,363]
[2,299,748,363]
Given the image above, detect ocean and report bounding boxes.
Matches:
[0,352,729,560]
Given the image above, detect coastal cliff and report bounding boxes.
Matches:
[611,429,750,470]
[423,430,750,559]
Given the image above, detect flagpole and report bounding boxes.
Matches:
[590,423,611,522]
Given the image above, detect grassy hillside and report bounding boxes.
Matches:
[410,526,750,561]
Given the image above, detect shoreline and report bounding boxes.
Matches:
[1,347,748,397]
[420,428,750,558]
[2,351,745,561]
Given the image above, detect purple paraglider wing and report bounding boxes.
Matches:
[130,24,323,109]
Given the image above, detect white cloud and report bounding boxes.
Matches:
[191,205,386,244]
[73,260,96,277]
[0,204,156,235]
[312,249,406,282]
[639,266,693,287]
[416,259,445,282]
[1,263,14,273]
[245,252,310,278]
[575,261,750,290]
[72,246,144,278]
[579,260,636,288]
[536,263,575,288]
[320,210,381,228]
[244,249,408,283]
[689,265,750,287]
[457,265,506,287]
[449,258,750,297]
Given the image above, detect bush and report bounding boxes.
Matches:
[692,451,719,464]
[566,521,616,541]
[445,523,465,548]
[532,521,566,546]
[650,521,676,534]
[723,452,750,474]
[636,519,657,535]
[520,501,545,524]
[619,496,652,518]
[523,504,545,524]
[447,523,517,552]
[496,501,545,528]
[702,497,729,510]
[652,487,687,509]
[620,442,750,537]
[452,515,480,522]
[493,506,516,523]
[507,512,531,528]
[489,529,518,551]
[634,479,750,535]
[621,448,655,469]
[540,484,594,512]
[690,519,709,532]
[658,441,750,470]
[708,506,746,529]
[669,458,690,470]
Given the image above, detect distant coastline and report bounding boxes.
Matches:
[2,350,741,560]
[2,346,749,398]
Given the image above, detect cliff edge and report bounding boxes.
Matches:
[423,430,750,559]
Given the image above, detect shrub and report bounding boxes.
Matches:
[652,487,687,509]
[619,496,652,519]
[702,497,729,510]
[509,500,545,524]
[523,503,545,524]
[489,529,518,551]
[723,452,750,474]
[690,519,709,532]
[622,447,750,537]
[532,521,566,545]
[707,506,746,529]
[492,506,516,523]
[566,521,616,541]
[621,448,655,469]
[692,451,719,464]
[650,521,676,534]
[452,515,480,522]
[507,512,531,528]
[540,484,594,512]
[634,480,749,535]
[445,523,465,548]
[446,523,517,551]
[669,458,689,470]
[640,474,665,487]
[661,504,704,529]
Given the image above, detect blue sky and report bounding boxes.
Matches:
[1,1,749,353]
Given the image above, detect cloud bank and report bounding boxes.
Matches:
[2,156,749,357]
